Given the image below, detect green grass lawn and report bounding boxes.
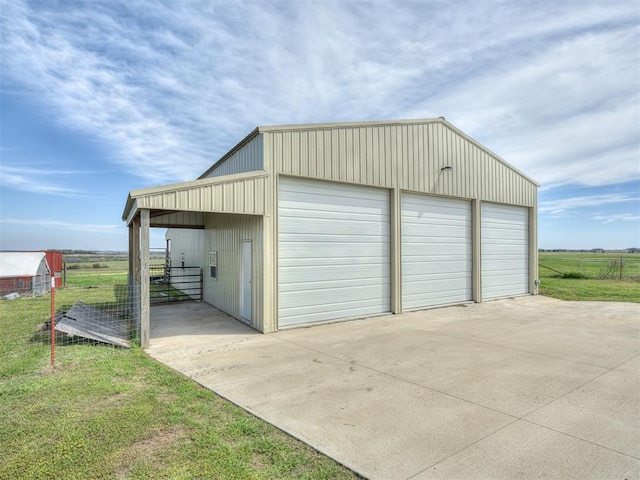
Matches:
[0,281,358,479]
[65,260,129,287]
[538,252,640,303]
[65,260,171,288]
[3,251,636,478]
[0,347,357,479]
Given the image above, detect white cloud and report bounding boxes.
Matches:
[590,213,640,224]
[1,0,638,189]
[408,26,640,187]
[0,165,89,196]
[540,192,640,216]
[0,218,122,234]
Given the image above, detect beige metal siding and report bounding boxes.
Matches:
[151,212,205,228]
[165,228,205,298]
[262,138,278,333]
[130,173,268,218]
[165,228,204,268]
[206,134,264,178]
[269,127,395,188]
[203,213,264,332]
[529,203,538,295]
[268,121,536,207]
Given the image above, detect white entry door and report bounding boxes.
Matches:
[240,241,252,322]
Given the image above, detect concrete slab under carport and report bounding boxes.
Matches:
[148,297,640,479]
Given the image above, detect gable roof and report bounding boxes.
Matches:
[0,252,49,278]
[198,118,539,187]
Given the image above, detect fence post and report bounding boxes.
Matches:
[50,281,56,367]
[200,268,203,302]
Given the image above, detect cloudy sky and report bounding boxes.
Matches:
[1,0,639,251]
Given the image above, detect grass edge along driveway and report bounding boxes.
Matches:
[0,345,359,480]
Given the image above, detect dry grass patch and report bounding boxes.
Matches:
[115,426,190,479]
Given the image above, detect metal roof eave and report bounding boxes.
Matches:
[122,170,269,225]
[198,127,261,179]
[441,120,540,188]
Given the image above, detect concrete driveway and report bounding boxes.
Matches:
[148,296,640,479]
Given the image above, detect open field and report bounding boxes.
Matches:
[2,251,636,478]
[65,259,156,287]
[63,252,640,302]
[67,269,128,287]
[0,283,357,479]
[538,252,640,303]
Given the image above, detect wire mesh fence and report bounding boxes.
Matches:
[0,284,140,377]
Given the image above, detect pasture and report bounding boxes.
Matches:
[0,259,357,480]
[1,251,636,478]
[538,252,640,303]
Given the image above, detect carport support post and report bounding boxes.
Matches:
[130,216,141,341]
[140,209,150,347]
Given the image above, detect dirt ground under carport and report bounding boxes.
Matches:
[148,296,640,479]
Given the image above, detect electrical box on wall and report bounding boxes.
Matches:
[209,251,218,279]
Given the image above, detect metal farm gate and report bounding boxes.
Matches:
[150,265,202,304]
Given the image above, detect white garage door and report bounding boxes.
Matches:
[402,194,472,309]
[482,203,529,299]
[278,177,391,327]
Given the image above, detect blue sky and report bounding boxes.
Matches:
[1,0,639,251]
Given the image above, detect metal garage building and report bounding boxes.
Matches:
[123,118,538,345]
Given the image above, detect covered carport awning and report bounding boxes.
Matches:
[122,170,269,347]
[122,170,269,226]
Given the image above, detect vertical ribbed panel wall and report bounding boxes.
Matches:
[166,228,204,268]
[267,121,536,207]
[206,135,264,178]
[203,213,264,331]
